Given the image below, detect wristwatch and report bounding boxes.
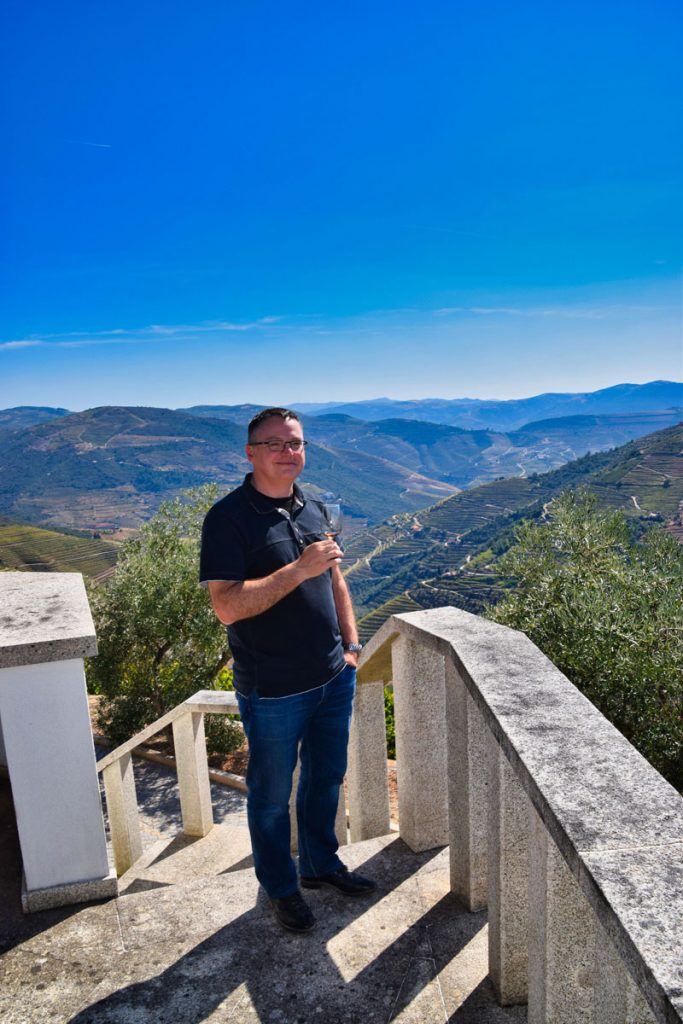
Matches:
[343,643,363,654]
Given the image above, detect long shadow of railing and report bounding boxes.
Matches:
[67,841,494,1024]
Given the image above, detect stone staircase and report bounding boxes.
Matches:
[0,806,527,1024]
[3,596,680,1023]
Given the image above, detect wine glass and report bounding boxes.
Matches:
[322,503,343,540]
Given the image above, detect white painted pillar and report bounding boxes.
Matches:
[528,807,595,1024]
[347,680,391,842]
[0,658,116,910]
[173,710,214,838]
[487,734,529,1004]
[0,572,117,911]
[445,658,489,909]
[392,636,448,852]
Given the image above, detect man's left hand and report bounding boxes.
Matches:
[344,650,359,668]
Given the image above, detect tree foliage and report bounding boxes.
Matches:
[87,485,241,755]
[487,491,683,790]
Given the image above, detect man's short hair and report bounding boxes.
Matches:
[247,407,301,442]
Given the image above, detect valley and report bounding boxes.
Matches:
[346,423,683,640]
[0,385,680,645]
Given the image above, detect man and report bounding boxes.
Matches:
[200,407,375,933]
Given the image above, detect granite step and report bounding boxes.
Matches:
[117,819,254,895]
[0,832,527,1024]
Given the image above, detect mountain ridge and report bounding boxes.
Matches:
[0,406,455,530]
[1,397,681,531]
[2,380,680,434]
[297,380,683,430]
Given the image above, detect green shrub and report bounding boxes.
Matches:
[87,485,242,756]
[487,490,683,789]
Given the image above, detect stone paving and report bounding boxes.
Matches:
[1,762,528,1024]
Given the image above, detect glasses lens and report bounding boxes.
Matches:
[264,439,305,452]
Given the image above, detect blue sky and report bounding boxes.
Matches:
[2,0,681,409]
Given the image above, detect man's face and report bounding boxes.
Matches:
[246,415,306,496]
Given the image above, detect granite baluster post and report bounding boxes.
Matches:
[173,710,214,838]
[392,635,448,851]
[593,920,656,1023]
[528,807,595,1024]
[445,657,489,909]
[347,679,391,842]
[487,733,529,1003]
[102,752,143,875]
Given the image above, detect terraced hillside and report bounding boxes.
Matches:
[0,519,119,578]
[349,422,683,641]
[0,406,455,530]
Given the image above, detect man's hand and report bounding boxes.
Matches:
[208,539,343,625]
[343,650,359,668]
[295,539,342,579]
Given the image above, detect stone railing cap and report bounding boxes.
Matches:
[0,572,97,669]
[366,606,683,1023]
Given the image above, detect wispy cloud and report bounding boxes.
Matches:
[148,317,281,335]
[0,337,142,351]
[67,140,113,149]
[435,305,605,319]
[434,304,670,320]
[0,316,282,351]
[0,340,44,350]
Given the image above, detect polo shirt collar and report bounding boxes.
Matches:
[243,473,306,515]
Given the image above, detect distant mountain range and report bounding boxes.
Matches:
[0,406,455,530]
[0,383,681,531]
[4,418,681,653]
[2,381,681,434]
[288,380,683,430]
[299,408,683,488]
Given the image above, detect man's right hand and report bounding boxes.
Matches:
[296,540,343,579]
[208,540,343,625]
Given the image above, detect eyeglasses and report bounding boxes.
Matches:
[249,439,308,453]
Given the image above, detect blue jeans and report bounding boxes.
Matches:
[236,664,356,899]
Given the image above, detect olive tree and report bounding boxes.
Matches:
[87,484,241,755]
[487,491,683,790]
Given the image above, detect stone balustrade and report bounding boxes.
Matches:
[97,690,242,874]
[354,607,682,1024]
[2,572,680,1024]
[97,688,353,875]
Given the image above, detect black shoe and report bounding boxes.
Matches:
[270,891,315,933]
[300,865,377,897]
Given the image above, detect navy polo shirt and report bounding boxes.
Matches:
[199,475,345,698]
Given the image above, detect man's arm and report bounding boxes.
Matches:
[331,564,360,667]
[208,539,342,625]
